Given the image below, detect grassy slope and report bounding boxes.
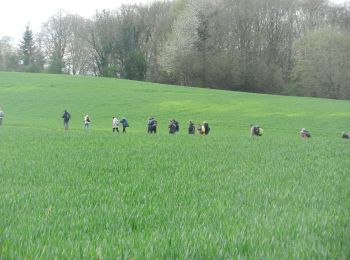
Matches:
[0,72,349,258]
[1,72,349,134]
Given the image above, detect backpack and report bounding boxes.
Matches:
[175,121,179,132]
[258,128,263,136]
[205,126,210,135]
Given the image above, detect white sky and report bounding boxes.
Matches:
[0,0,348,42]
[0,0,156,42]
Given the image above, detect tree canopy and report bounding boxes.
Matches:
[0,0,349,99]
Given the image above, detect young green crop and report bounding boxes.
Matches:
[0,72,349,258]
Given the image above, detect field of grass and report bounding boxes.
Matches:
[0,72,349,258]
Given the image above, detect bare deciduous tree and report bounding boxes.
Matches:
[40,11,70,74]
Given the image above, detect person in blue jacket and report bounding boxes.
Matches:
[62,110,71,131]
[120,117,129,133]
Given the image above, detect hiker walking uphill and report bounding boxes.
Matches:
[147,117,157,134]
[168,119,179,134]
[120,117,129,133]
[197,121,210,135]
[84,115,91,130]
[0,108,4,126]
[62,110,71,131]
[250,124,263,137]
[112,116,119,133]
[197,124,204,135]
[197,123,205,135]
[188,120,195,134]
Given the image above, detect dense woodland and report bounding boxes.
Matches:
[0,0,349,99]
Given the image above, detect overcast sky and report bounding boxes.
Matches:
[0,0,347,42]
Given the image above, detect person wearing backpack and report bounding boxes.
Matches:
[147,117,157,134]
[197,124,205,135]
[250,124,263,137]
[62,110,71,131]
[84,115,91,130]
[188,120,195,134]
[300,128,311,138]
[168,119,177,134]
[120,117,129,133]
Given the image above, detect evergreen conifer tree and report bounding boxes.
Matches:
[20,25,35,67]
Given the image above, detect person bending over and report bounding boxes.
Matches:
[250,124,263,137]
[341,132,350,139]
[300,128,311,138]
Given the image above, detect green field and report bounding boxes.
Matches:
[0,72,349,258]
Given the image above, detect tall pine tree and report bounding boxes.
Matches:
[20,25,36,67]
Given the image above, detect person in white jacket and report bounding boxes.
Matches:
[84,115,91,130]
[112,116,119,133]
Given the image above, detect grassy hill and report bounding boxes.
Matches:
[0,72,349,258]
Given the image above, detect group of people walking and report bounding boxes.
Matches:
[166,119,210,135]
[148,117,210,135]
[63,110,130,133]
[61,110,350,138]
[1,108,348,139]
[62,110,211,135]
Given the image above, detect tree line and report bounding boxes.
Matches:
[1,0,349,99]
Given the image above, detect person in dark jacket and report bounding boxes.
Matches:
[168,119,178,134]
[62,110,71,131]
[188,120,195,134]
[147,117,157,134]
[120,117,129,133]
